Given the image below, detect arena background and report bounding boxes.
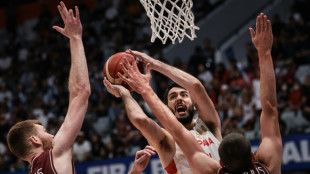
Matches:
[0,0,309,173]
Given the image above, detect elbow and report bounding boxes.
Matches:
[82,86,91,97]
[132,116,148,129]
[73,83,91,98]
[191,79,204,91]
[263,103,278,118]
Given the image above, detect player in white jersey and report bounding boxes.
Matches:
[104,48,222,173]
[123,13,282,174]
[173,117,220,173]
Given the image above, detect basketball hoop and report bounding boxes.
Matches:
[139,0,200,44]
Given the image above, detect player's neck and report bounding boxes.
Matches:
[26,148,44,165]
[184,120,195,130]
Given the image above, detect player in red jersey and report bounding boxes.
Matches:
[217,13,282,173]
[7,2,90,174]
[115,13,282,174]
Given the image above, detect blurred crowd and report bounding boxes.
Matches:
[0,0,309,173]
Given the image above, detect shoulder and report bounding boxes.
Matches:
[31,149,56,174]
[254,162,271,173]
[216,166,229,174]
[32,149,51,163]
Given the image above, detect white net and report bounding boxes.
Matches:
[139,0,200,44]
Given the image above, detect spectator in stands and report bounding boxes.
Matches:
[73,131,92,163]
[202,38,215,72]
[277,82,290,114]
[0,155,9,172]
[241,89,256,129]
[289,79,303,111]
[302,76,310,122]
[189,46,206,76]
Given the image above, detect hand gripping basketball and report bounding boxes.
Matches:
[103,52,144,90]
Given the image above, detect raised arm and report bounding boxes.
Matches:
[119,59,220,174]
[130,50,221,140]
[103,79,175,167]
[52,2,90,157]
[250,13,282,173]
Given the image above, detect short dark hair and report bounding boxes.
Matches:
[7,120,42,159]
[219,132,252,173]
[163,83,185,104]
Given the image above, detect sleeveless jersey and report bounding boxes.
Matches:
[30,149,76,174]
[165,118,221,174]
[217,162,271,174]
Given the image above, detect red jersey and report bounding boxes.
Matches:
[217,161,271,174]
[30,149,76,174]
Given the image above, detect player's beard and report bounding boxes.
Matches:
[172,105,195,125]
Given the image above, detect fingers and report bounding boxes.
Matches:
[118,72,129,84]
[57,5,66,22]
[120,57,136,76]
[59,1,69,21]
[257,13,263,33]
[135,150,144,158]
[256,14,260,34]
[255,13,270,34]
[267,20,272,33]
[131,50,145,59]
[136,154,148,163]
[126,49,134,55]
[261,13,265,32]
[144,145,156,152]
[144,145,156,155]
[130,50,140,56]
[263,15,268,32]
[136,149,153,159]
[52,26,65,34]
[103,77,111,88]
[120,62,129,77]
[249,27,255,39]
[58,2,78,23]
[69,9,74,19]
[132,59,139,72]
[123,58,133,70]
[144,149,156,156]
[75,6,80,20]
[145,63,151,77]
[103,78,113,94]
[126,49,144,62]
[60,1,69,14]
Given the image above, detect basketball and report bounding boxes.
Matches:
[103,52,144,89]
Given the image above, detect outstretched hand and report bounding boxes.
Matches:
[249,13,273,52]
[126,50,155,67]
[118,57,152,95]
[129,146,156,174]
[103,78,130,98]
[53,1,82,39]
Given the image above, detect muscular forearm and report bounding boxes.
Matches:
[258,51,277,110]
[151,60,200,91]
[68,37,90,97]
[120,91,150,128]
[121,92,143,115]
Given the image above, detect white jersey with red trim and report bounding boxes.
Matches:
[173,118,221,174]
